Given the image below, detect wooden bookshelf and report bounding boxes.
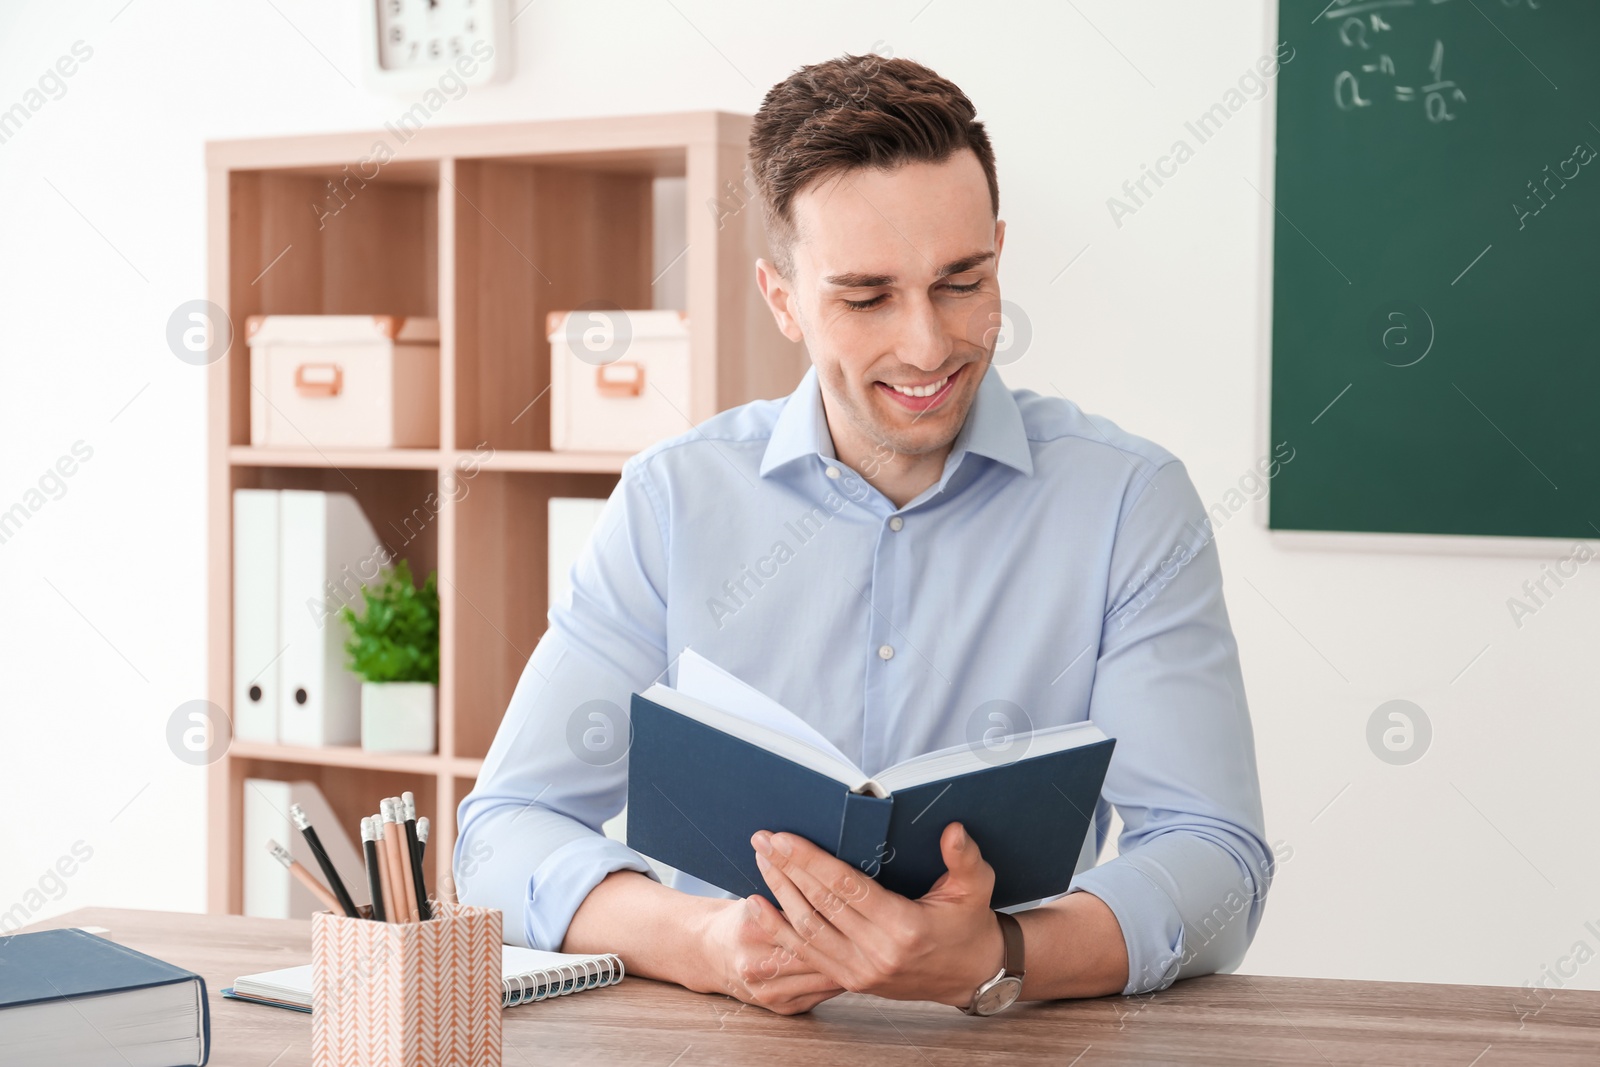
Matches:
[205,112,804,914]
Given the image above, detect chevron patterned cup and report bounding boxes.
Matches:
[311,902,504,1067]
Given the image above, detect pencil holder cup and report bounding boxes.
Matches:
[311,902,503,1067]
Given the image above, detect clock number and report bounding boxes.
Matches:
[374,0,496,75]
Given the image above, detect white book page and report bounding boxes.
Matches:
[873,720,1109,794]
[674,648,854,767]
[641,683,869,790]
[232,963,313,1003]
[1,981,203,1067]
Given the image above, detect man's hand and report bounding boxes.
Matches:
[745,822,1006,1007]
[563,869,843,1016]
[691,895,846,1015]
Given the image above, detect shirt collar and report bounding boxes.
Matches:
[759,363,1034,479]
[947,362,1035,477]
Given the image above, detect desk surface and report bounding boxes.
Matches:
[22,908,1600,1065]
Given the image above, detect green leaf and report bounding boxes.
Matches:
[339,559,441,685]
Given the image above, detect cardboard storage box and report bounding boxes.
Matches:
[548,308,689,453]
[248,315,440,449]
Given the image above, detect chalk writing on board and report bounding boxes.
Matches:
[1322,1,1480,125]
[1335,37,1468,123]
[1511,140,1598,230]
[1313,0,1536,24]
[1403,40,1466,122]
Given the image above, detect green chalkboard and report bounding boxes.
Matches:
[1269,1,1599,538]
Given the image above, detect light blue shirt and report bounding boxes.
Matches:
[456,364,1272,995]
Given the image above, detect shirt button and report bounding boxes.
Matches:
[888,516,904,532]
[878,644,895,661]
[825,466,841,479]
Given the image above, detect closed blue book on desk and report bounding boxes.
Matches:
[0,927,210,1067]
[627,651,1116,908]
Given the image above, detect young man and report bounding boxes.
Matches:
[457,54,1271,1016]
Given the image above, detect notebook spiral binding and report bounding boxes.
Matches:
[501,953,626,1006]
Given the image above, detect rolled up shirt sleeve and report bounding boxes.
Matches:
[454,456,671,950]
[1066,459,1275,995]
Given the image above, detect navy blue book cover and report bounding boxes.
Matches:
[627,693,1115,909]
[0,927,210,1064]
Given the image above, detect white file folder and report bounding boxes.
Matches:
[548,496,610,615]
[243,778,367,918]
[233,489,282,743]
[277,490,384,747]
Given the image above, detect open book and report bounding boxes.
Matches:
[626,650,1116,908]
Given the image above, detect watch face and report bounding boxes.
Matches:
[375,0,492,71]
[973,975,1023,1016]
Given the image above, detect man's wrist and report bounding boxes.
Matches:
[568,870,729,992]
[940,911,1008,1008]
[680,894,735,991]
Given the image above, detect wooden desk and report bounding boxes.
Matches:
[24,908,1600,1065]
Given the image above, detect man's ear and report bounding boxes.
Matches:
[755,258,805,344]
[993,217,1006,266]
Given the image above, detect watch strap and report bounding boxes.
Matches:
[996,910,1025,979]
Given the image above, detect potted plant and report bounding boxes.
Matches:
[338,560,440,753]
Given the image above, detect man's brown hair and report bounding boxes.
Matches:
[748,53,1000,278]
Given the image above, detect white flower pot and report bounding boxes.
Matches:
[360,682,437,754]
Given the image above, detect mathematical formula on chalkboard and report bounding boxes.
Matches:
[1319,0,1541,125]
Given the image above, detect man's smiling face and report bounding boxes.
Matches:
[760,148,1005,464]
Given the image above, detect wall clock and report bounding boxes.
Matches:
[362,0,512,92]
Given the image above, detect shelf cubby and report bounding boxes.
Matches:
[223,163,440,450]
[231,465,442,585]
[449,470,618,763]
[449,154,663,453]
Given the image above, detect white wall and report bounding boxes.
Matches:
[3,0,1595,995]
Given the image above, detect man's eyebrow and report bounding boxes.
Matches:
[821,250,996,289]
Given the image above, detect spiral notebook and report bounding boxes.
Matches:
[222,946,624,1013]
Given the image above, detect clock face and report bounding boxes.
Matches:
[374,0,493,71]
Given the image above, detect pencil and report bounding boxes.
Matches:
[401,792,431,921]
[392,805,413,922]
[290,803,359,918]
[387,798,421,924]
[374,811,398,922]
[384,796,416,921]
[397,800,420,923]
[361,817,386,922]
[415,817,432,911]
[266,839,342,915]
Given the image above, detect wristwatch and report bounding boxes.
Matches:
[961,910,1025,1016]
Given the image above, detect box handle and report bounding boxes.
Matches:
[294,363,344,398]
[595,361,645,398]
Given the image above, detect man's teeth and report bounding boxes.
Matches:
[887,376,948,398]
